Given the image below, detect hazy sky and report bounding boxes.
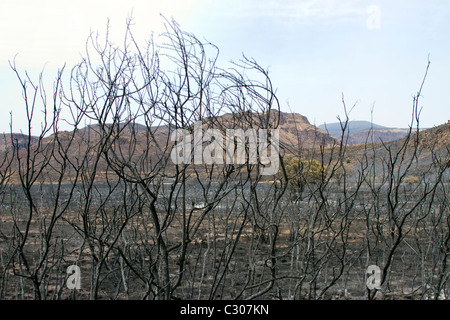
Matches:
[1,0,449,133]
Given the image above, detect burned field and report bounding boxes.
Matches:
[1,152,449,300]
[0,19,448,300]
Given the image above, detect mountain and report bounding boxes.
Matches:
[318,121,412,146]
[272,111,336,150]
[340,122,450,179]
[319,121,386,135]
[1,114,448,184]
[0,133,39,152]
[0,111,335,183]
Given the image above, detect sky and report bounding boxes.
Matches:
[1,0,449,134]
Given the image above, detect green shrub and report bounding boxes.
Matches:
[280,157,326,198]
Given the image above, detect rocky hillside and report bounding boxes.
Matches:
[0,111,335,182]
[277,112,335,150]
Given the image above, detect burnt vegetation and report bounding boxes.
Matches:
[0,19,449,300]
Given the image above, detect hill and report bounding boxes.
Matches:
[0,133,38,152]
[3,116,447,185]
[319,120,412,145]
[339,122,450,180]
[0,111,336,183]
[272,111,335,150]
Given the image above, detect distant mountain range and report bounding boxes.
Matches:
[0,117,430,158]
[0,111,335,183]
[318,120,413,145]
[1,112,448,183]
